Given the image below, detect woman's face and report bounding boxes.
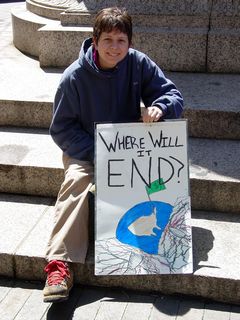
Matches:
[93,29,130,69]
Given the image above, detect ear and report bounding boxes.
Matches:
[92,37,98,49]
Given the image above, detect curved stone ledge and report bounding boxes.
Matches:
[11,0,240,72]
[26,0,66,20]
[60,12,209,28]
[12,6,55,56]
[26,0,212,19]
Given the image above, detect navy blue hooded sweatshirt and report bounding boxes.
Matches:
[50,38,183,163]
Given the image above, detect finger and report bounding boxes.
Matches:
[142,111,151,123]
[154,112,161,121]
[150,110,159,122]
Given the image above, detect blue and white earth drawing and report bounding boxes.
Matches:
[95,196,192,275]
[116,201,173,255]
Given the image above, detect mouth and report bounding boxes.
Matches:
[107,52,120,57]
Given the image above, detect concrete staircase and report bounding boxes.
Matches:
[11,0,240,72]
[0,0,240,306]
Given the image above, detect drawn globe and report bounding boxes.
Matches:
[116,201,173,255]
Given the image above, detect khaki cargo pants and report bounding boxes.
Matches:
[45,153,94,264]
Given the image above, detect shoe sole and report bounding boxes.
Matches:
[43,294,69,303]
[43,284,73,303]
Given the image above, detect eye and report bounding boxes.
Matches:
[118,39,127,45]
[102,37,111,42]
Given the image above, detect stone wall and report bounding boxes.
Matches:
[13,0,240,72]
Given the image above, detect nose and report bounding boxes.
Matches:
[110,41,118,50]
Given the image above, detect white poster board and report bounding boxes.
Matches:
[95,120,192,275]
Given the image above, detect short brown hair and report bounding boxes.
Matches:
[93,7,132,44]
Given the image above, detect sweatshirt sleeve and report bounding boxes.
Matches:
[49,73,94,163]
[141,55,183,119]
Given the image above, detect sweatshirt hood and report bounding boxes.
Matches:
[79,38,98,71]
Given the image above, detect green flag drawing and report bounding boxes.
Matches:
[146,178,166,195]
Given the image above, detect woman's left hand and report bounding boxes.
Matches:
[142,106,163,123]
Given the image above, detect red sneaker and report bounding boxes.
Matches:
[43,260,73,303]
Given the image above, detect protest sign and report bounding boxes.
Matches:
[95,120,192,275]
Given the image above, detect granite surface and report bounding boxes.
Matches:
[39,25,92,67]
[0,127,239,212]
[8,203,240,304]
[39,24,208,71]
[27,0,212,17]
[0,128,64,196]
[0,193,54,277]
[208,29,240,72]
[12,6,52,57]
[0,100,52,128]
[10,0,240,72]
[133,27,208,72]
[15,205,54,280]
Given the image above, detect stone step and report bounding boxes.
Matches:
[12,5,207,71]
[0,68,240,138]
[38,24,208,72]
[0,128,63,197]
[0,127,239,213]
[169,72,240,140]
[11,4,56,57]
[0,193,239,305]
[4,5,240,139]
[39,24,92,68]
[11,3,240,72]
[1,96,239,139]
[0,100,52,128]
